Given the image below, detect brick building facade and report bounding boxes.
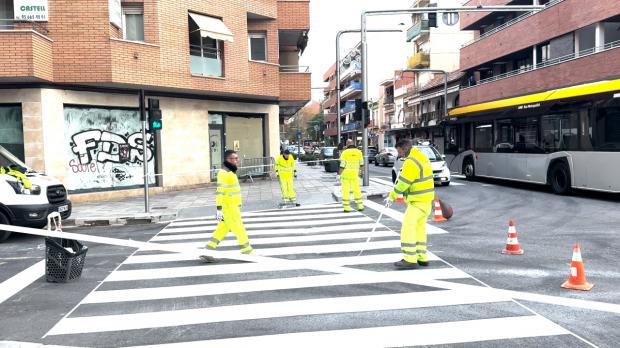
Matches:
[0,0,310,201]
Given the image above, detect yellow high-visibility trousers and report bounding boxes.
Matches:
[400,202,432,263]
[206,205,253,254]
[341,176,363,211]
[278,176,297,203]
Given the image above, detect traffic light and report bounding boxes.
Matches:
[428,12,437,27]
[147,98,162,132]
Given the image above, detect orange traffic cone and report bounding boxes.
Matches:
[561,244,594,291]
[431,198,447,222]
[501,219,524,255]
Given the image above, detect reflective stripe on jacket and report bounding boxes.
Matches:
[215,168,242,206]
[275,155,297,178]
[392,148,434,203]
[339,147,364,179]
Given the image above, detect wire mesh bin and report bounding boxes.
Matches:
[45,238,88,283]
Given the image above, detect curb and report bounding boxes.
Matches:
[64,212,178,227]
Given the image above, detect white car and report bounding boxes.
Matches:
[0,145,72,242]
[392,145,451,186]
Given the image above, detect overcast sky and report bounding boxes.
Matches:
[298,0,414,102]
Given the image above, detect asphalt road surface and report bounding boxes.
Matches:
[1,174,619,347]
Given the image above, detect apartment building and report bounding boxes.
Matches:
[448,0,620,154]
[385,0,473,146]
[0,0,310,200]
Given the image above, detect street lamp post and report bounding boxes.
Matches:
[360,4,544,186]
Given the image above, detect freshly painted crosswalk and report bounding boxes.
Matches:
[42,202,575,347]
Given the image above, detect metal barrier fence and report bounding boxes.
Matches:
[237,157,275,182]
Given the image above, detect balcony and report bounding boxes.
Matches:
[190,45,223,77]
[460,42,620,106]
[407,52,430,69]
[340,81,362,99]
[279,65,311,101]
[421,110,441,125]
[341,100,356,115]
[0,21,53,82]
[342,121,361,132]
[323,94,337,109]
[339,61,361,83]
[406,20,429,42]
[460,0,620,71]
[324,126,338,137]
[324,113,337,123]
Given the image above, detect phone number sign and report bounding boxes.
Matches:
[14,0,49,22]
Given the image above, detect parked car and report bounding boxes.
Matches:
[374,147,398,167]
[286,145,305,158]
[367,147,378,163]
[313,147,321,156]
[391,145,451,186]
[319,147,337,160]
[0,145,72,242]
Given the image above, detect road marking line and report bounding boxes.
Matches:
[157,223,386,237]
[152,230,396,244]
[174,207,345,222]
[168,212,361,227]
[166,217,372,230]
[113,254,447,281]
[364,200,448,235]
[0,260,44,304]
[122,316,569,348]
[369,177,394,187]
[46,289,512,335]
[83,270,457,304]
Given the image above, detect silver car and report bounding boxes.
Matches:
[391,145,451,186]
[374,147,398,167]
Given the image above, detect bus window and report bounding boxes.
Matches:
[543,113,581,152]
[514,117,542,153]
[593,104,620,151]
[474,123,493,152]
[495,119,514,153]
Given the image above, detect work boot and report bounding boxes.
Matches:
[295,203,301,207]
[199,255,218,263]
[418,260,430,267]
[356,205,364,211]
[343,208,354,213]
[394,259,419,270]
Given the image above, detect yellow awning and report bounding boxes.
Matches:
[449,78,620,117]
[189,13,234,42]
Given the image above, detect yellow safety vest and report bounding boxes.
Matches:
[275,155,297,178]
[0,166,32,189]
[339,147,364,179]
[215,168,242,207]
[393,148,435,203]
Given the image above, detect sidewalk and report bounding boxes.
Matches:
[66,162,342,226]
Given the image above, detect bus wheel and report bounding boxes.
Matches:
[549,162,572,195]
[0,211,11,243]
[463,159,475,180]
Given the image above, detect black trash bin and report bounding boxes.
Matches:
[324,159,340,173]
[45,238,88,283]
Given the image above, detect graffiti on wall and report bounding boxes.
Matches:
[64,107,155,191]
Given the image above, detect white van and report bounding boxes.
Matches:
[0,145,72,242]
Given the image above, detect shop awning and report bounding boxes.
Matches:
[449,78,620,117]
[189,13,234,42]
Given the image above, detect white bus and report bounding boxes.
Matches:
[444,79,620,194]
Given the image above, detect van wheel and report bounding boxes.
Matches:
[549,162,572,195]
[374,159,379,166]
[0,212,11,242]
[463,158,475,180]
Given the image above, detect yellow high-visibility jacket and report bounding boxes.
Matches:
[339,147,364,179]
[391,148,435,203]
[0,166,32,189]
[215,168,242,207]
[275,155,297,178]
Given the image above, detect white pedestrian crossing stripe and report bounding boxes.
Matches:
[44,202,574,347]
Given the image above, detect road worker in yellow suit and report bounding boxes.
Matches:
[338,139,364,212]
[200,150,253,263]
[0,166,32,190]
[275,149,300,207]
[387,139,435,270]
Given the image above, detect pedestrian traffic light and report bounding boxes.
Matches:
[147,98,162,132]
[428,12,437,27]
